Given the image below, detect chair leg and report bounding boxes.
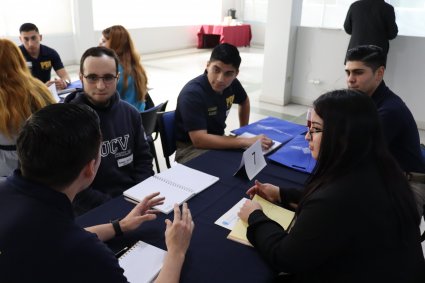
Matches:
[149,141,160,173]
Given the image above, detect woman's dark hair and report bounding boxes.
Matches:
[17,103,102,189]
[301,89,418,230]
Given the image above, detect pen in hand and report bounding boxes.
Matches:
[115,246,129,258]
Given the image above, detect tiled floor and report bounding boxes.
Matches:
[66,47,424,249]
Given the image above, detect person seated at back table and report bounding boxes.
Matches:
[65,46,154,215]
[0,38,55,179]
[345,45,425,217]
[175,43,273,163]
[19,23,71,90]
[239,89,425,283]
[100,25,150,111]
[0,103,194,283]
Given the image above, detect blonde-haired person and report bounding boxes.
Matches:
[100,25,149,111]
[0,39,55,178]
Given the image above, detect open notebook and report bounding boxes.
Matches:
[119,241,166,283]
[124,164,219,214]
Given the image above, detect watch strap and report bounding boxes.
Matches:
[111,219,123,236]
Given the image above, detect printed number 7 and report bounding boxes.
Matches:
[251,152,256,165]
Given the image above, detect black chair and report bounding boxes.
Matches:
[145,93,155,110]
[157,111,176,169]
[140,101,168,172]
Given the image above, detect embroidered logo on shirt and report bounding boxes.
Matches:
[208,106,217,116]
[40,60,52,70]
[226,95,235,109]
[101,134,130,157]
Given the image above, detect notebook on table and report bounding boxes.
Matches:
[119,241,166,283]
[124,164,219,214]
[227,195,295,246]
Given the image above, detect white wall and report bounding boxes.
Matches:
[93,26,199,55]
[291,26,425,129]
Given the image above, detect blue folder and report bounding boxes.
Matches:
[231,116,307,144]
[68,80,82,89]
[268,134,316,174]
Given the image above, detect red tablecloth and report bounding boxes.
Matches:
[197,24,252,48]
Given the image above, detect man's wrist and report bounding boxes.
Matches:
[111,219,123,236]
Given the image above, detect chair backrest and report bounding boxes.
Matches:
[145,93,155,110]
[157,110,176,168]
[140,101,168,137]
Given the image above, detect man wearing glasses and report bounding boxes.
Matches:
[65,46,154,215]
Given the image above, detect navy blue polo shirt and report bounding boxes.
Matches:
[372,81,425,173]
[175,72,248,142]
[0,171,128,283]
[19,44,65,83]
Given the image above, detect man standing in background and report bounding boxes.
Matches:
[344,0,398,56]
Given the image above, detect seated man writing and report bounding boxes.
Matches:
[175,43,273,163]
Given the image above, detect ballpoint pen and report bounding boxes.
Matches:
[115,246,129,258]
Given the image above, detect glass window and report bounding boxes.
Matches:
[242,0,268,23]
[92,0,222,30]
[0,0,73,36]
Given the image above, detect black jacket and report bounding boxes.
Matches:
[247,160,425,282]
[344,0,398,55]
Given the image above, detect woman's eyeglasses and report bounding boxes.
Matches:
[307,127,323,141]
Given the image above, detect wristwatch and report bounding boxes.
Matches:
[111,219,123,236]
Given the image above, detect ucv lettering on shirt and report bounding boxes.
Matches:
[101,134,130,157]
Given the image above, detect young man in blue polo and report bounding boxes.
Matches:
[175,43,273,163]
[19,22,71,90]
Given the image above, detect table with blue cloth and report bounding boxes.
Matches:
[76,149,308,283]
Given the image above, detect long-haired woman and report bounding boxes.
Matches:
[0,39,55,178]
[100,25,149,111]
[239,89,425,282]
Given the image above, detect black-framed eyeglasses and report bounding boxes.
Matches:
[307,127,323,141]
[83,74,118,84]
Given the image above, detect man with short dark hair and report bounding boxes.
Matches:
[175,43,273,163]
[65,46,154,215]
[19,23,71,90]
[0,103,194,283]
[345,45,424,174]
[345,45,425,217]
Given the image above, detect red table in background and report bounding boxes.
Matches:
[197,24,252,48]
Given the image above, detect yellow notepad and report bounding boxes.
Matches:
[227,195,295,246]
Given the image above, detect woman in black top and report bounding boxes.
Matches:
[239,89,425,282]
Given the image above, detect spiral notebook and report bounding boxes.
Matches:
[119,241,166,283]
[124,164,219,214]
